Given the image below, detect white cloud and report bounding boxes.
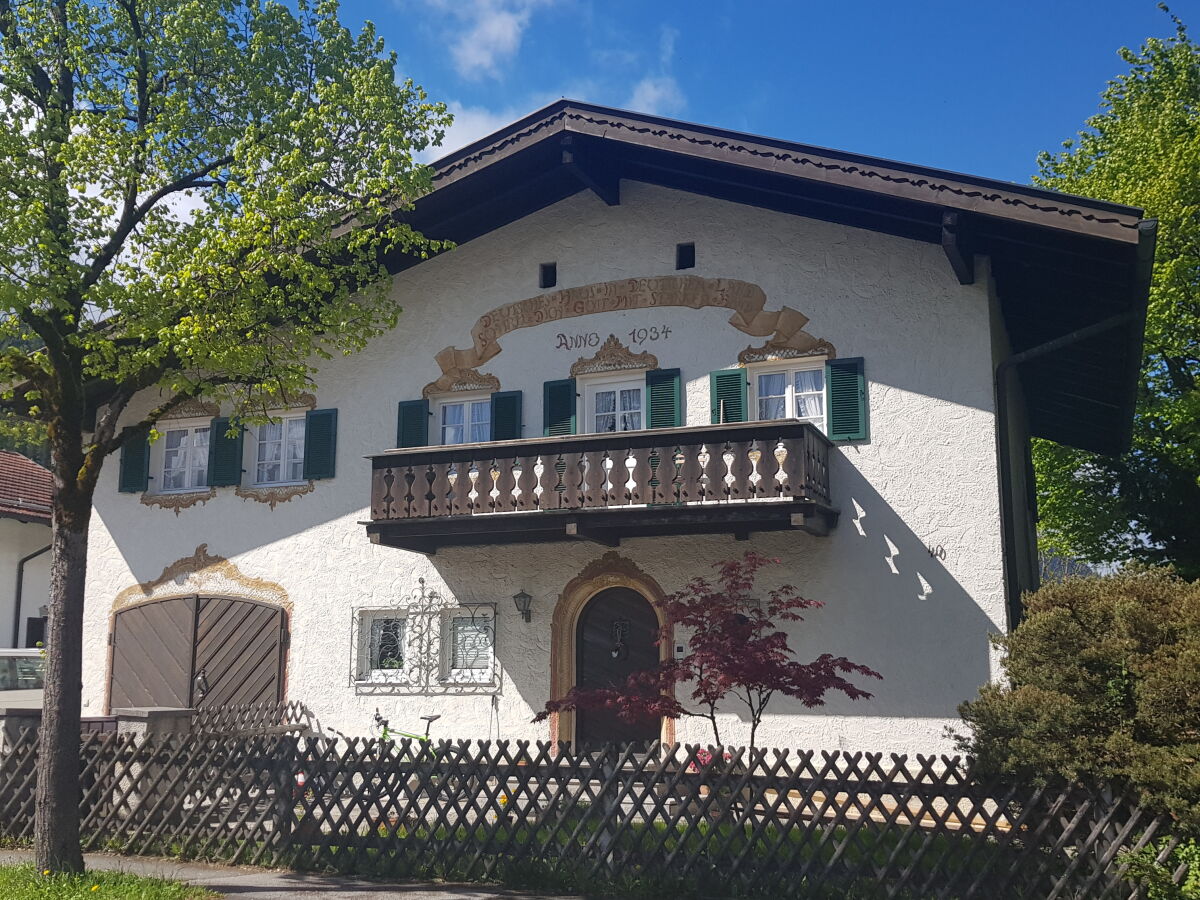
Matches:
[421,0,556,80]
[625,25,686,116]
[628,75,685,116]
[422,101,528,160]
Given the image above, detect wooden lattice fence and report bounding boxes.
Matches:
[0,730,1188,899]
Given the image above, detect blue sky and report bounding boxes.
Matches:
[337,0,1200,184]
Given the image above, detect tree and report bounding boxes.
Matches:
[1033,7,1200,580]
[956,567,1200,834]
[536,552,880,752]
[0,0,450,872]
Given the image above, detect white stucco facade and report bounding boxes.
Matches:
[80,181,1012,754]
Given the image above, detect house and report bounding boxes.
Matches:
[78,101,1153,753]
[0,451,52,649]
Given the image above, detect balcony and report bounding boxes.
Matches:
[365,421,837,553]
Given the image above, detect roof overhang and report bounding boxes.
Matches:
[384,100,1152,456]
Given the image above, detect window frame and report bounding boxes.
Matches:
[439,606,496,685]
[253,413,308,487]
[580,372,646,435]
[355,610,411,685]
[157,420,211,494]
[434,392,492,446]
[748,359,828,433]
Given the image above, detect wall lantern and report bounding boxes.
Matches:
[512,590,533,623]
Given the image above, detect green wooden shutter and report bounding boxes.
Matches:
[709,369,747,424]
[543,379,577,436]
[302,409,338,480]
[207,417,244,486]
[117,427,151,493]
[396,399,429,448]
[826,357,869,441]
[491,391,523,441]
[646,368,681,429]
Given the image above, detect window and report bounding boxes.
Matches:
[356,612,408,682]
[442,609,495,683]
[255,416,305,485]
[584,375,644,434]
[753,364,826,432]
[161,425,209,491]
[675,242,695,270]
[438,396,491,445]
[370,617,406,670]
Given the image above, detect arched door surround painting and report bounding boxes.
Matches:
[549,551,674,746]
[106,545,291,713]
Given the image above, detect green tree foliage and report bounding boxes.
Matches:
[956,568,1200,834]
[1032,9,1200,579]
[0,0,450,872]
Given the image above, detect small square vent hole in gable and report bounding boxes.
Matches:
[675,242,695,270]
[539,262,557,289]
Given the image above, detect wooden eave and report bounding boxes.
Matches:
[381,100,1153,457]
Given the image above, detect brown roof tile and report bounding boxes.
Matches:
[0,451,52,524]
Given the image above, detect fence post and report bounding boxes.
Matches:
[0,706,41,753]
[113,707,195,737]
[111,707,195,839]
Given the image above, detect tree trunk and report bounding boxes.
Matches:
[33,505,91,873]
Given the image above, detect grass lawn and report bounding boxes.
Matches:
[0,865,218,900]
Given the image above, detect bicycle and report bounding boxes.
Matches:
[371,708,441,745]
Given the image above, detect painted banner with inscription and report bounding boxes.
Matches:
[432,276,835,378]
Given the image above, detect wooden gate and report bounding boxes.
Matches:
[575,586,660,747]
[109,596,286,711]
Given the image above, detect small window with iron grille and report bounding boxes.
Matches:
[356,611,409,683]
[440,607,496,685]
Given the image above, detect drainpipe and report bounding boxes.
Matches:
[11,544,50,648]
[993,219,1157,628]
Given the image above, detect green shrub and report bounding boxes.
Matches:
[957,566,1200,832]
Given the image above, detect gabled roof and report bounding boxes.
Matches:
[385,100,1154,456]
[0,451,52,524]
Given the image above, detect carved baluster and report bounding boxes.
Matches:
[418,464,437,517]
[780,434,805,500]
[427,461,452,517]
[726,440,754,501]
[400,465,417,518]
[465,461,481,513]
[371,467,392,519]
[549,452,567,509]
[627,447,652,505]
[515,454,538,511]
[647,449,664,505]
[485,457,504,513]
[668,446,685,504]
[560,451,583,509]
[582,450,608,508]
[676,441,704,503]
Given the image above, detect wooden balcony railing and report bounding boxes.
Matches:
[365,420,837,553]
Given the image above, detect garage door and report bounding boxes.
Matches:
[109,596,286,711]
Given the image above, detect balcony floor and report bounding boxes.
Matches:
[365,499,837,554]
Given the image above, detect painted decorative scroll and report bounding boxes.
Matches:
[434,275,835,377]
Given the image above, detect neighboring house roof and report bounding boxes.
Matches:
[0,451,52,525]
[383,99,1154,457]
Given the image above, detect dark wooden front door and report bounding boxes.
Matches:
[575,587,660,748]
[109,596,286,711]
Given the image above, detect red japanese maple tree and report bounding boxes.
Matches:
[537,551,881,750]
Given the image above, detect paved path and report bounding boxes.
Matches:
[0,851,580,899]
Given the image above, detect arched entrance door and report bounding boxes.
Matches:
[109,596,286,711]
[575,586,660,748]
